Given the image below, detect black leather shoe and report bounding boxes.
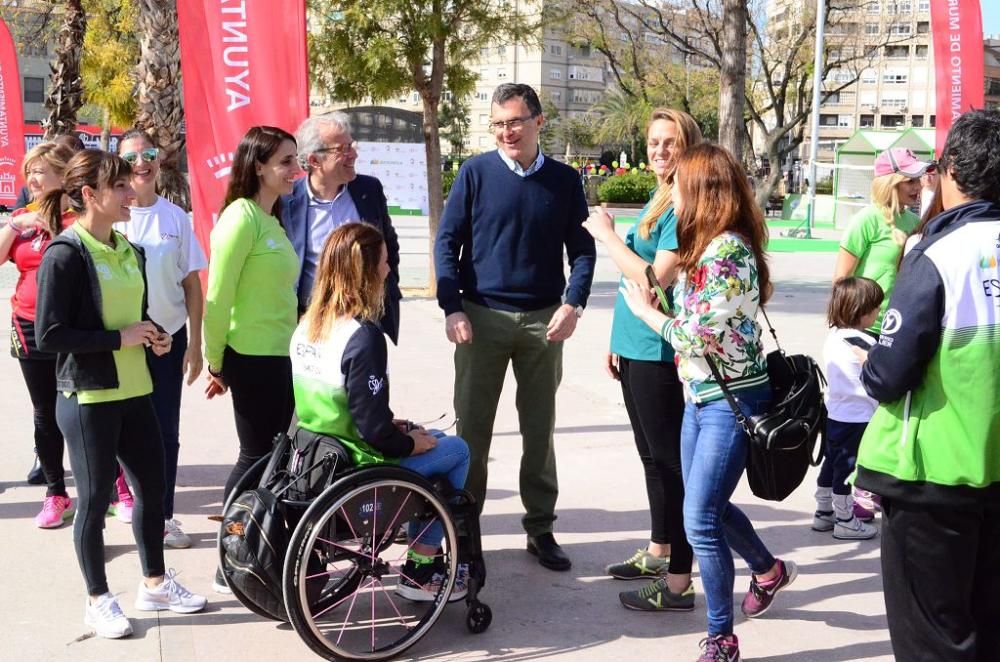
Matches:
[26,454,45,485]
[527,533,572,571]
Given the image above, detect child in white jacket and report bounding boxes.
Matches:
[813,277,883,540]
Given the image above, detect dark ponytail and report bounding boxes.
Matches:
[43,150,132,231]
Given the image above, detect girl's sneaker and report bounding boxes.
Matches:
[696,634,740,661]
[163,519,192,549]
[833,516,878,540]
[396,559,468,603]
[84,593,133,639]
[811,510,835,532]
[135,569,207,614]
[111,473,134,524]
[619,578,695,611]
[741,559,797,618]
[606,549,670,580]
[35,495,74,529]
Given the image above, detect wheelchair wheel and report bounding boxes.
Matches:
[217,453,287,622]
[283,467,459,661]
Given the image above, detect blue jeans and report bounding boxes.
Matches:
[817,419,866,496]
[681,386,776,636]
[398,431,470,546]
[147,325,187,519]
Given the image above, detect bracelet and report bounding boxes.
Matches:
[208,366,223,378]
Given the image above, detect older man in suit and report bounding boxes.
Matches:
[283,112,402,343]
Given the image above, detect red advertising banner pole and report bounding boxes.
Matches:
[0,18,26,207]
[176,0,309,257]
[931,0,985,156]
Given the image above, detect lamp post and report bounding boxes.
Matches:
[805,0,827,240]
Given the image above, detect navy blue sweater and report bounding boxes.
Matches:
[434,152,596,315]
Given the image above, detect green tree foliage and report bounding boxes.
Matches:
[438,95,471,159]
[308,0,537,291]
[81,0,139,149]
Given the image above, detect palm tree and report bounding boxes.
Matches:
[134,0,189,210]
[43,0,87,139]
[592,89,653,164]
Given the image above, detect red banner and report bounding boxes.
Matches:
[931,0,984,155]
[0,18,26,207]
[177,0,309,257]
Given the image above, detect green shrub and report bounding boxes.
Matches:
[597,171,657,204]
[815,176,834,195]
[442,170,458,198]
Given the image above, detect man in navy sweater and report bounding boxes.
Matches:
[434,83,596,571]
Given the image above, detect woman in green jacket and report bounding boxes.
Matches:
[203,126,301,529]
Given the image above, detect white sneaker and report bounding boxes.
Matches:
[134,569,207,614]
[212,567,232,594]
[811,510,835,532]
[84,593,133,639]
[164,519,192,549]
[833,516,878,540]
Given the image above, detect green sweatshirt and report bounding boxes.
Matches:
[204,198,299,370]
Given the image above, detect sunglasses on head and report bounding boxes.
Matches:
[121,147,159,166]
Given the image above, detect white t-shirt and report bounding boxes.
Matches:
[822,327,878,423]
[116,196,208,334]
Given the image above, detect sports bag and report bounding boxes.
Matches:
[284,428,353,502]
[706,309,826,502]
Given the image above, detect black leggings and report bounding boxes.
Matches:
[18,358,67,497]
[619,357,693,575]
[56,394,166,596]
[222,347,294,501]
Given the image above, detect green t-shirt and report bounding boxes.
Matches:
[204,198,300,370]
[609,202,678,362]
[840,204,920,334]
[73,225,153,404]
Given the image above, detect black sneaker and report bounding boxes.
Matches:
[396,559,467,603]
[27,453,45,485]
[606,548,670,580]
[619,578,695,611]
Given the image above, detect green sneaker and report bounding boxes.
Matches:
[605,549,669,580]
[619,578,695,612]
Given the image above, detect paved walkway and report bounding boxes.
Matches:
[0,229,893,661]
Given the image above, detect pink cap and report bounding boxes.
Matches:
[873,148,933,178]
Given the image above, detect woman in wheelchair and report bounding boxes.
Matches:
[290,221,471,604]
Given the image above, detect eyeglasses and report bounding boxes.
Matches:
[121,147,159,165]
[488,115,537,132]
[315,141,358,157]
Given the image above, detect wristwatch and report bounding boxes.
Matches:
[573,305,584,319]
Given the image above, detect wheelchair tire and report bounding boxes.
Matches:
[466,601,492,634]
[283,467,459,661]
[217,453,287,622]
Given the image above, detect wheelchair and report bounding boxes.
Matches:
[217,430,492,661]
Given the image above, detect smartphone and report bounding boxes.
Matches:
[645,265,671,313]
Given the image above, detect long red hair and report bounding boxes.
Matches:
[674,143,771,304]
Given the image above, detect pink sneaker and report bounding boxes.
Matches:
[35,495,75,529]
[112,473,134,524]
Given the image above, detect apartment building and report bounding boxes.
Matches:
[768,0,999,163]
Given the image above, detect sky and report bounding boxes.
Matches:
[986,4,1000,38]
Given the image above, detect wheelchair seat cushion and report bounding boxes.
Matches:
[221,487,291,620]
[285,429,355,502]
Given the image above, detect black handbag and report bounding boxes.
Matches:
[706,309,826,501]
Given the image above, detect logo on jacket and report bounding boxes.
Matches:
[979,254,999,270]
[881,309,902,335]
[368,375,385,396]
[96,264,113,280]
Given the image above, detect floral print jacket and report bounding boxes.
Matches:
[660,231,769,403]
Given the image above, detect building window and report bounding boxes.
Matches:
[987,78,1000,97]
[862,69,877,84]
[410,92,419,104]
[22,42,47,58]
[916,21,929,33]
[889,23,912,35]
[475,91,489,101]
[860,114,875,127]
[551,91,561,101]
[883,72,908,84]
[915,45,929,58]
[24,77,44,103]
[930,114,936,127]
[479,47,490,57]
[496,45,506,56]
[918,0,929,10]
[866,1,879,14]
[838,114,854,128]
[911,115,924,127]
[578,44,591,57]
[550,44,562,55]
[885,45,909,59]
[880,114,905,128]
[865,23,879,35]
[819,113,840,127]
[479,68,488,78]
[479,114,488,125]
[550,68,562,80]
[893,0,912,12]
[881,96,908,108]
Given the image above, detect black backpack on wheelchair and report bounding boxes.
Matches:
[219,431,353,620]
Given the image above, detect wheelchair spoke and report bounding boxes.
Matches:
[388,517,441,564]
[313,575,370,621]
[370,567,376,652]
[374,577,411,630]
[335,577,374,645]
[317,536,370,562]
[339,505,360,540]
[374,492,412,552]
[371,487,378,564]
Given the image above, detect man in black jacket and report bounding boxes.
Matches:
[281,113,402,344]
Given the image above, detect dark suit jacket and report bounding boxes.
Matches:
[283,174,402,344]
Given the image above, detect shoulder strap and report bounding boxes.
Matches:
[705,356,754,437]
[759,307,781,351]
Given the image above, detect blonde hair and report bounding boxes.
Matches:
[870,173,912,246]
[638,108,703,240]
[302,222,386,342]
[22,142,75,182]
